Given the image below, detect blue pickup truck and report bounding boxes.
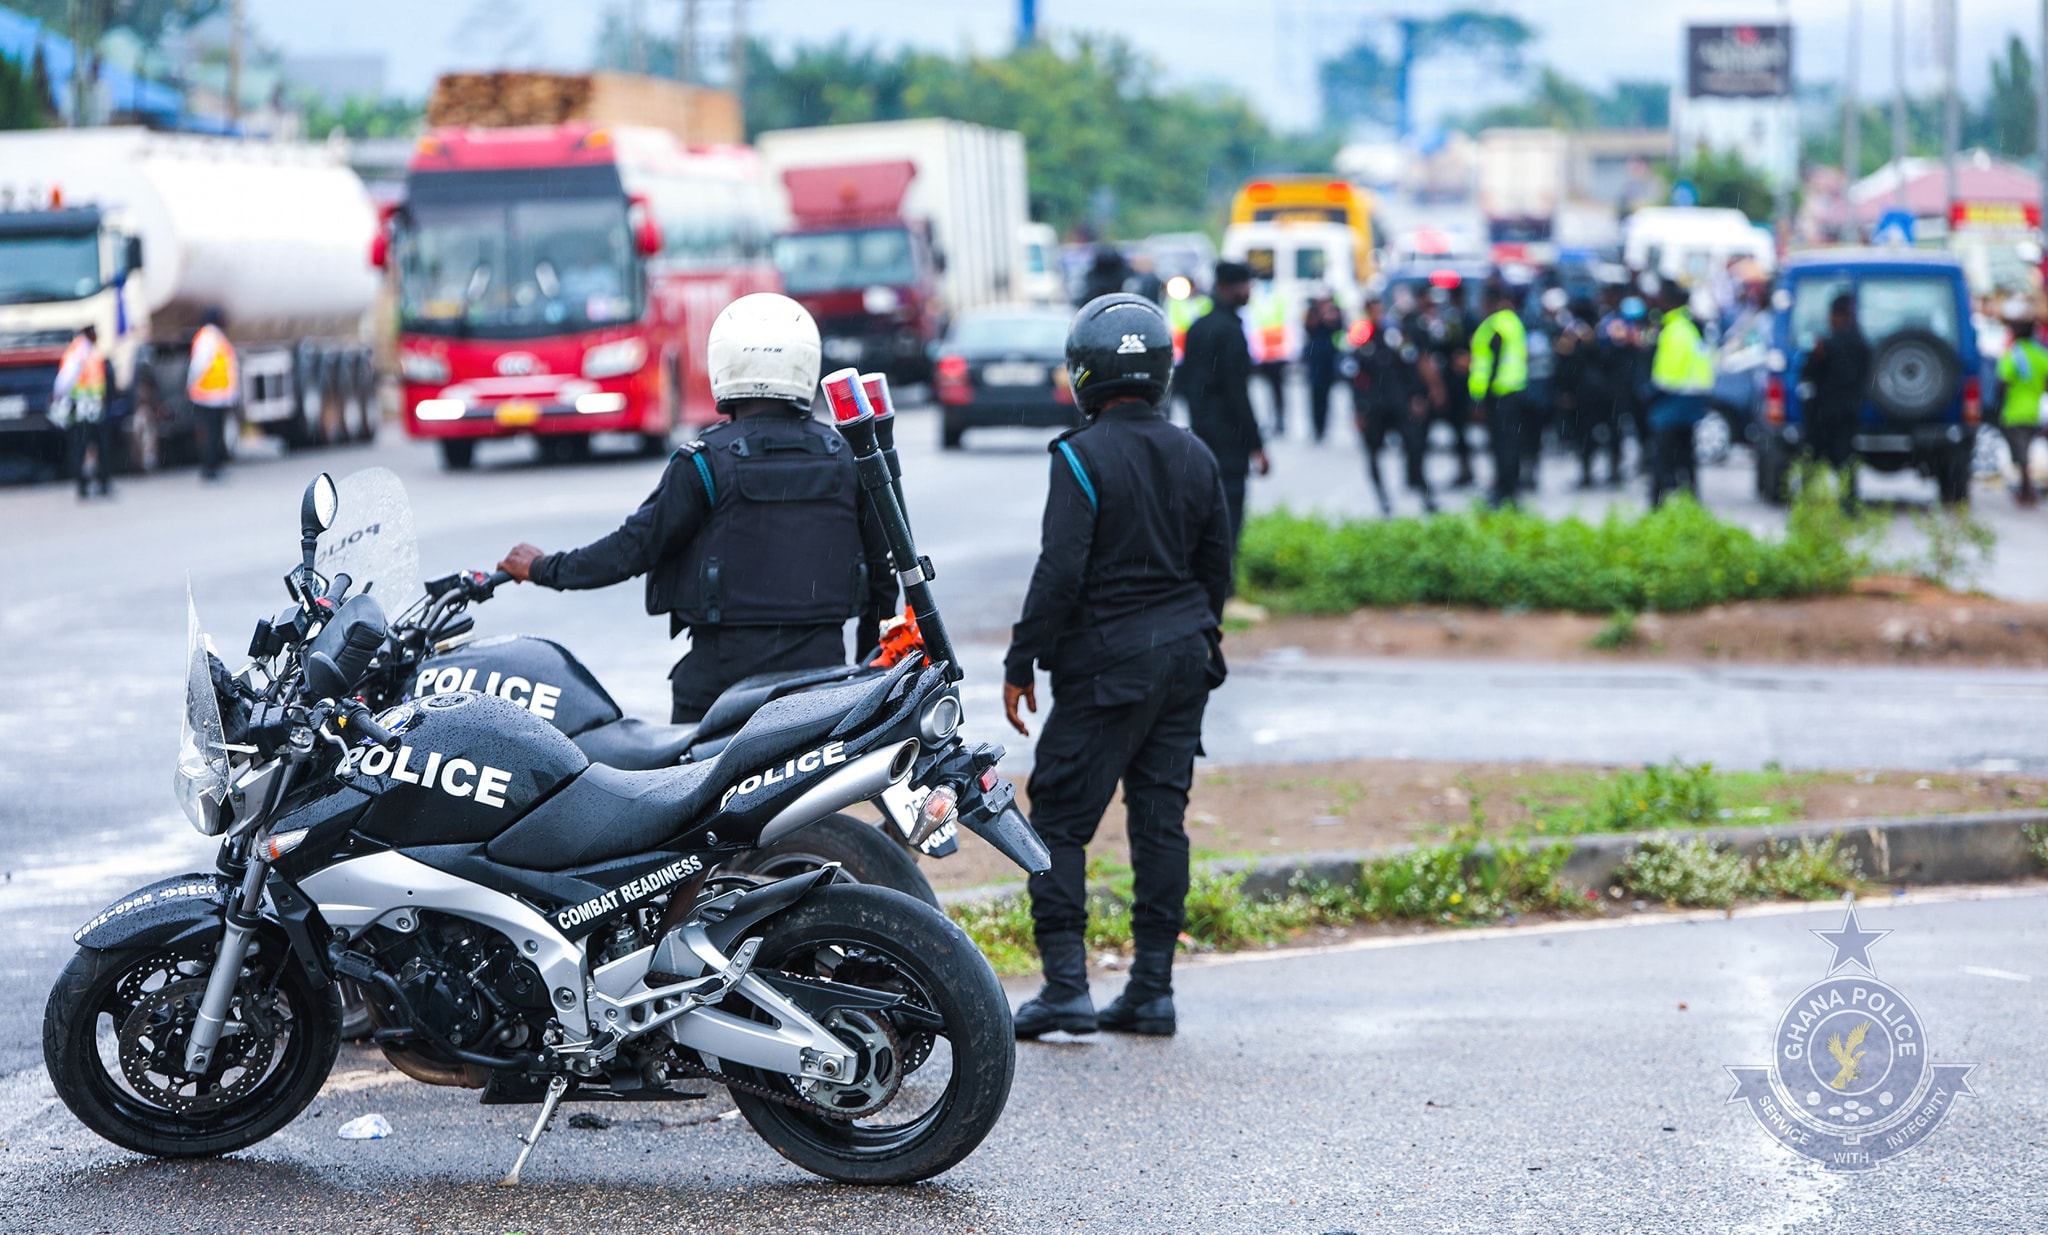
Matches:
[1758,249,1983,504]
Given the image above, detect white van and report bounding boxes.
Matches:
[1623,206,1775,286]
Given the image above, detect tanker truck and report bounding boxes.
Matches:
[0,128,380,473]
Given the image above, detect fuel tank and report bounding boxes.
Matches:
[346,691,586,846]
[410,634,622,737]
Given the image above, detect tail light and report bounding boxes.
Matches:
[1053,365,1074,405]
[936,355,973,406]
[1764,375,1785,426]
[820,368,873,425]
[1963,376,1982,426]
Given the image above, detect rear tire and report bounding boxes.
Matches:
[1756,436,1791,506]
[725,885,1014,1184]
[440,439,476,471]
[43,937,340,1158]
[941,412,965,450]
[726,813,938,908]
[1936,439,1974,505]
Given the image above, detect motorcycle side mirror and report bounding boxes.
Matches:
[304,651,348,702]
[303,473,338,538]
[301,472,337,576]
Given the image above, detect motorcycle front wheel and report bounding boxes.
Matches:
[43,931,340,1158]
[722,884,1014,1184]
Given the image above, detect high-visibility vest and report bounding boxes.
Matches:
[1650,308,1715,395]
[1247,289,1292,364]
[53,335,106,424]
[188,323,240,407]
[1167,293,1212,365]
[1467,309,1528,400]
[1997,337,2048,427]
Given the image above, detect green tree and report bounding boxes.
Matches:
[300,94,424,139]
[1597,81,1669,129]
[0,50,52,129]
[1982,33,2036,157]
[1321,9,1532,130]
[1679,147,1774,221]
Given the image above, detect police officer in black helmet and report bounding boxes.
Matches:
[1003,293,1235,1039]
[499,293,897,723]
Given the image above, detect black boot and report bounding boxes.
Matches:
[1013,931,1095,1038]
[1098,945,1176,1036]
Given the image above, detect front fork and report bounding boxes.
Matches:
[182,853,270,1075]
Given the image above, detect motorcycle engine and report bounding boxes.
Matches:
[361,912,554,1087]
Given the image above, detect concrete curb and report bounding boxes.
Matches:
[936,809,2048,909]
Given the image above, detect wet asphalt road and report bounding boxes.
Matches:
[2,403,2046,1230]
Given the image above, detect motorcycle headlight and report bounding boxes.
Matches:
[583,337,647,379]
[173,754,228,836]
[399,350,449,384]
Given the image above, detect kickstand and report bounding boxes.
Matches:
[498,1074,569,1187]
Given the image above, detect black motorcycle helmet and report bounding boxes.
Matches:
[1066,293,1172,412]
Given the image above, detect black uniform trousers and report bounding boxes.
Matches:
[1484,392,1525,505]
[1025,635,1212,976]
[669,623,846,723]
[197,402,231,479]
[66,417,115,495]
[1432,388,1476,482]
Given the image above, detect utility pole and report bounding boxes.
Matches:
[730,0,746,103]
[1891,0,1908,209]
[629,0,647,74]
[679,0,698,82]
[1018,0,1037,47]
[1940,0,1959,231]
[2040,0,2048,246]
[1843,0,1861,239]
[227,0,243,130]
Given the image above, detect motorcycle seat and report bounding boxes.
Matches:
[694,663,867,738]
[571,717,700,771]
[487,672,898,872]
[486,761,723,870]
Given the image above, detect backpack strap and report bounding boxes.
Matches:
[1055,440,1098,513]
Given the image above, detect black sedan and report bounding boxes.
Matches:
[933,306,1079,449]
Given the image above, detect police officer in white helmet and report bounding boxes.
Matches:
[499,293,898,721]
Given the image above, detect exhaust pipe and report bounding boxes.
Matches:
[757,739,918,845]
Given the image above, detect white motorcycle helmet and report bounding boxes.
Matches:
[707,292,821,408]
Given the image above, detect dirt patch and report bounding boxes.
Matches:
[917,758,2048,891]
[1225,577,2048,667]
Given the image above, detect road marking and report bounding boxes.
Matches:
[1184,885,2048,971]
[1961,965,2032,982]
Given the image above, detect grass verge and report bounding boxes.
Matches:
[1237,472,1874,615]
[949,827,1866,976]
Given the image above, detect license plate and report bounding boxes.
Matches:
[0,395,25,419]
[822,338,864,362]
[494,400,542,426]
[1852,434,1913,453]
[982,362,1047,387]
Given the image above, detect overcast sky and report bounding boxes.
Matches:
[249,0,2042,132]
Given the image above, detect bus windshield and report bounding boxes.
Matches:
[398,195,639,338]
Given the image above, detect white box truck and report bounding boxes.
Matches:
[0,128,381,472]
[754,118,1028,383]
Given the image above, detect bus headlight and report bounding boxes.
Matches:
[415,398,466,421]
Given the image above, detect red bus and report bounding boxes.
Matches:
[382,124,778,469]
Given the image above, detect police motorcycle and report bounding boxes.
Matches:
[42,389,1050,1185]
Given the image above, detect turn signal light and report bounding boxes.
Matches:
[1764,376,1785,426]
[821,368,873,424]
[913,785,959,846]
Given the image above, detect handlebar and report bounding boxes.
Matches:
[338,697,398,748]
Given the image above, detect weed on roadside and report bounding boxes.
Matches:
[1589,609,1640,649]
[1616,834,1863,908]
[2025,822,2048,870]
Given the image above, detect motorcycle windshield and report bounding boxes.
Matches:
[174,588,231,836]
[316,467,421,611]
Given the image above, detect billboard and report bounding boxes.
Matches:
[1687,24,1793,98]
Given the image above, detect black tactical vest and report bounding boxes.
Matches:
[656,412,867,628]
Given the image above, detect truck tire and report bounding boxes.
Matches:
[439,439,476,471]
[287,346,324,451]
[124,372,163,474]
[941,411,966,450]
[355,355,380,443]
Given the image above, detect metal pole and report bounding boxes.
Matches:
[1844,0,1861,238]
[1942,0,1960,230]
[1891,0,1908,210]
[679,0,698,82]
[730,0,746,102]
[2039,0,2048,244]
[629,0,647,74]
[227,0,242,129]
